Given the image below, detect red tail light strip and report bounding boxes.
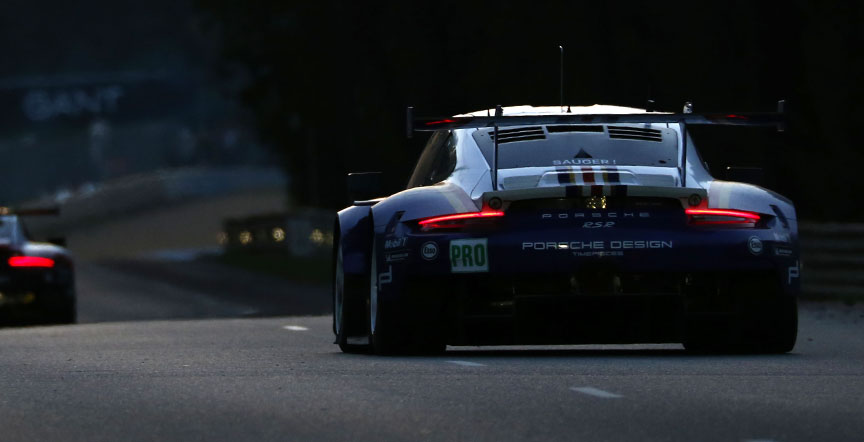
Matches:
[418,211,504,226]
[8,256,55,268]
[685,208,761,221]
[424,118,457,126]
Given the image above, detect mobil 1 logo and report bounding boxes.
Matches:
[450,238,488,273]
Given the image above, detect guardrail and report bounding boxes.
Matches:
[24,166,287,236]
[800,222,864,299]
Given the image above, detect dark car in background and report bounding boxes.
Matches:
[0,211,76,324]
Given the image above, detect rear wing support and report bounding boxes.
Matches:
[680,118,688,187]
[492,105,502,191]
[407,100,786,190]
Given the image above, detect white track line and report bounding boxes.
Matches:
[446,360,486,367]
[570,386,623,398]
[282,325,309,331]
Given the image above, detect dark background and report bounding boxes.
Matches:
[2,0,862,220]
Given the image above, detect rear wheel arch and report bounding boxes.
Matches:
[336,206,375,276]
[333,208,375,353]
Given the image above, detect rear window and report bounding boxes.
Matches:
[0,216,15,242]
[407,131,458,188]
[472,125,678,169]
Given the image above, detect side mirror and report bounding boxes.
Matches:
[347,172,384,203]
[724,166,765,186]
[47,237,67,247]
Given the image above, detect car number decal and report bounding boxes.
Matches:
[450,239,488,273]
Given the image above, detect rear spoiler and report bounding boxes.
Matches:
[406,101,786,188]
[407,101,786,136]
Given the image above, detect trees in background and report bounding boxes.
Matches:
[200,0,863,219]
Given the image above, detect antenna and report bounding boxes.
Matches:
[646,82,654,112]
[559,45,564,109]
[680,117,688,187]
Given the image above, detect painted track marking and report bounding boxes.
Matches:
[570,386,623,398]
[283,325,309,331]
[447,360,486,367]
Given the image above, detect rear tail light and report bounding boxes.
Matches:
[8,256,55,268]
[685,208,761,225]
[418,210,504,230]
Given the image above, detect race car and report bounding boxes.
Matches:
[333,103,798,355]
[0,209,76,325]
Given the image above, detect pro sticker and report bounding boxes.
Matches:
[450,239,488,273]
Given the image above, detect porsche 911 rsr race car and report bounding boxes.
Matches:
[333,104,798,355]
[0,211,76,324]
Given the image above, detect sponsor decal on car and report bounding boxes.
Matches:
[450,239,488,273]
[378,265,393,287]
[582,221,615,228]
[747,236,764,255]
[541,212,650,219]
[788,260,800,284]
[420,241,438,260]
[553,159,618,166]
[573,251,624,257]
[522,240,673,251]
[774,247,793,257]
[384,237,407,250]
[385,251,410,263]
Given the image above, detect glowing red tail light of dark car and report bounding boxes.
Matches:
[8,256,55,268]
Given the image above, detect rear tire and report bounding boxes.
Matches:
[370,297,445,356]
[334,239,370,354]
[755,295,798,354]
[369,244,446,356]
[44,287,76,325]
[369,243,400,355]
[685,295,797,354]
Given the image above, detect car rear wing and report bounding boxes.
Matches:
[407,101,786,136]
[407,101,786,188]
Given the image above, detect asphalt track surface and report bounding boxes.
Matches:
[7,191,864,441]
[1,260,863,442]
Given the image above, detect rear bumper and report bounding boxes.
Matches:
[0,267,75,319]
[379,224,799,294]
[398,270,786,346]
[372,212,800,345]
[400,225,796,272]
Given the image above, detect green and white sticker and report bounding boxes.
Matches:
[450,238,489,273]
